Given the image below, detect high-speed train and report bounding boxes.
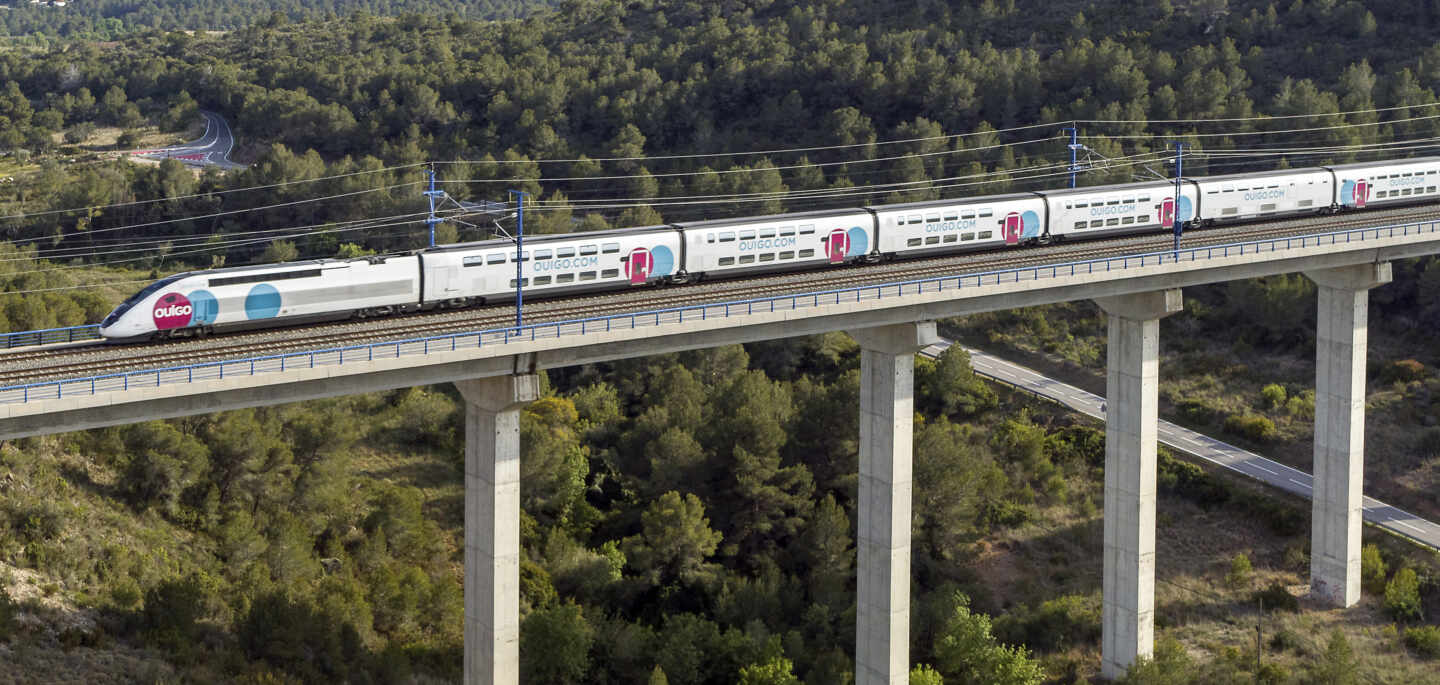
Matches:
[99,156,1440,340]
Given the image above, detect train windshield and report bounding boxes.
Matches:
[100,274,187,327]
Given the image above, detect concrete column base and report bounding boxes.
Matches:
[1304,263,1391,608]
[1094,290,1181,680]
[848,322,938,685]
[455,374,540,685]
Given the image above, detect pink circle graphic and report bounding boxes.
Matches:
[152,292,193,330]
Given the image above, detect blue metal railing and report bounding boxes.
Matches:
[0,219,1435,406]
[1,325,101,349]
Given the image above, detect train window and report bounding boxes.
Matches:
[511,251,530,262]
[534,276,552,286]
[1404,188,1413,196]
[799,224,816,234]
[601,269,619,278]
[1298,200,1313,207]
[534,249,553,260]
[779,251,795,259]
[602,243,620,254]
[556,247,576,258]
[1106,218,1120,226]
[962,232,976,241]
[1405,172,1414,177]
[1107,199,1120,205]
[488,254,506,264]
[1139,195,1150,202]
[779,226,796,236]
[1223,186,1234,192]
[1207,189,1219,194]
[925,236,940,245]
[961,211,976,220]
[978,231,993,239]
[580,245,598,255]
[1065,203,1073,210]
[706,234,716,244]
[908,215,923,224]
[209,268,321,287]
[1074,202,1088,208]
[979,208,993,218]
[739,255,756,264]
[739,230,757,240]
[718,257,735,266]
[926,214,941,223]
[907,238,923,247]
[1122,217,1135,225]
[556,273,575,283]
[759,228,776,238]
[759,253,775,262]
[1261,204,1277,211]
[1430,187,1437,193]
[943,234,958,243]
[1091,220,1103,228]
[463,256,485,267]
[799,249,815,258]
[1429,171,1438,175]
[509,278,529,288]
[715,232,735,242]
[1123,197,1135,204]
[1074,221,1087,229]
[943,212,959,221]
[1138,215,1151,223]
[579,271,597,281]
[1269,184,1279,189]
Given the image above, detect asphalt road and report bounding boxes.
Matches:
[129,111,244,170]
[921,340,1440,551]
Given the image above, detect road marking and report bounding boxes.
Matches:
[1251,464,1279,476]
[1288,478,1310,488]
[1396,521,1426,533]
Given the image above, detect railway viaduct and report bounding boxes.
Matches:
[1,219,1438,683]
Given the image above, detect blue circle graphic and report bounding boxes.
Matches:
[846,227,869,256]
[649,245,675,277]
[1177,196,1194,221]
[188,289,219,325]
[245,284,282,319]
[1021,210,1041,238]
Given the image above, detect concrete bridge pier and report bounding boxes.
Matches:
[1094,289,1182,680]
[455,373,540,685]
[849,322,939,685]
[1303,263,1391,607]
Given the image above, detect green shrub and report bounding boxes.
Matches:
[1385,568,1423,621]
[993,594,1100,652]
[1252,582,1300,613]
[1260,384,1287,410]
[1283,392,1315,419]
[1226,553,1253,590]
[1269,627,1303,652]
[1382,359,1427,383]
[1224,413,1278,441]
[1404,625,1440,658]
[0,581,15,641]
[1361,544,1388,595]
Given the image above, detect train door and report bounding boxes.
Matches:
[1354,179,1369,208]
[627,247,652,284]
[825,229,849,263]
[1159,197,1176,227]
[1003,213,1023,245]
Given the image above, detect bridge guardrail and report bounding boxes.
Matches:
[1,325,102,350]
[1,219,1436,407]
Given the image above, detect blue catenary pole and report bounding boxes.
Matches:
[1172,142,1188,252]
[510,190,528,328]
[424,166,444,247]
[1062,126,1080,188]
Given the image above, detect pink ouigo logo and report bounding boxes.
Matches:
[152,292,193,329]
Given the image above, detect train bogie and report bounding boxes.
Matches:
[1324,157,1440,210]
[678,209,875,278]
[868,193,1046,256]
[1191,168,1333,223]
[1041,181,1200,241]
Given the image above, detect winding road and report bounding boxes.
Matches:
[128,111,244,170]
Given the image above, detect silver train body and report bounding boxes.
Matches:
[99,157,1440,340]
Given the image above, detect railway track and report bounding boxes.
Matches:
[3,205,1438,388]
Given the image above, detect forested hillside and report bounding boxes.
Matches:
[0,0,557,39]
[0,1,1439,683]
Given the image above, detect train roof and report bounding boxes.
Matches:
[674,207,870,229]
[865,192,1040,211]
[1322,156,1440,171]
[420,224,677,253]
[1034,179,1185,198]
[1193,167,1332,184]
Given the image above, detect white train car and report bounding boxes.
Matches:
[1191,168,1333,224]
[418,225,684,303]
[868,193,1047,257]
[1324,157,1440,210]
[677,208,875,278]
[97,256,421,339]
[1040,180,1200,241]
